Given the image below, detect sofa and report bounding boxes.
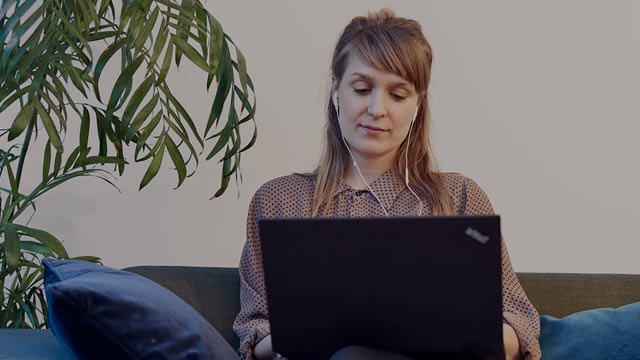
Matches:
[1,267,639,359]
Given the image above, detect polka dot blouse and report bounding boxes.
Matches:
[232,169,541,360]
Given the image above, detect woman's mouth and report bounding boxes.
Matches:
[360,125,387,135]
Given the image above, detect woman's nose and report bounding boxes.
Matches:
[367,90,387,118]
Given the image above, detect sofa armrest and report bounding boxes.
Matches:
[0,330,73,359]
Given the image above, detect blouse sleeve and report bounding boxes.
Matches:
[462,177,542,360]
[232,186,273,360]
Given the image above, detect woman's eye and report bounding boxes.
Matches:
[352,88,405,101]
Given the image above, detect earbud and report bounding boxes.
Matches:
[332,91,339,113]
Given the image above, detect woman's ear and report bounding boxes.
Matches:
[418,92,427,105]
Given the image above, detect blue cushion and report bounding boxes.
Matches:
[43,259,238,360]
[540,302,640,359]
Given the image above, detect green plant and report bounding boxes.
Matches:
[0,0,256,328]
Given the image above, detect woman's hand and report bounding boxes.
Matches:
[503,323,522,360]
[254,335,285,360]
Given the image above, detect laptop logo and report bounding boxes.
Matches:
[465,227,490,244]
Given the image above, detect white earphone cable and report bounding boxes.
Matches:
[341,134,390,217]
[334,93,424,217]
[404,110,424,216]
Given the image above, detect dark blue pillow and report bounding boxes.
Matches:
[43,259,239,360]
[540,302,640,359]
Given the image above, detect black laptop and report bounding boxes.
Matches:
[258,216,504,360]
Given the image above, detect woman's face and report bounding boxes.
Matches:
[334,56,420,164]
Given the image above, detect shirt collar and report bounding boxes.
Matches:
[335,167,406,210]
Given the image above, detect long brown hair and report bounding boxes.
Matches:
[312,9,456,216]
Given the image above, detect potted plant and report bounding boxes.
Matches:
[0,0,257,328]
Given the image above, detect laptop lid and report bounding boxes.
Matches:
[259,216,503,360]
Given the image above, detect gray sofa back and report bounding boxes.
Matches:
[124,266,640,350]
[125,266,242,349]
[518,272,640,317]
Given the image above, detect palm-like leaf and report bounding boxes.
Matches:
[1,0,256,193]
[0,0,257,328]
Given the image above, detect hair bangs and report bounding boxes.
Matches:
[348,29,427,94]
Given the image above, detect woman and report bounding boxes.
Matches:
[233,9,541,360]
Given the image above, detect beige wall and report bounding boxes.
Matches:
[11,1,640,273]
